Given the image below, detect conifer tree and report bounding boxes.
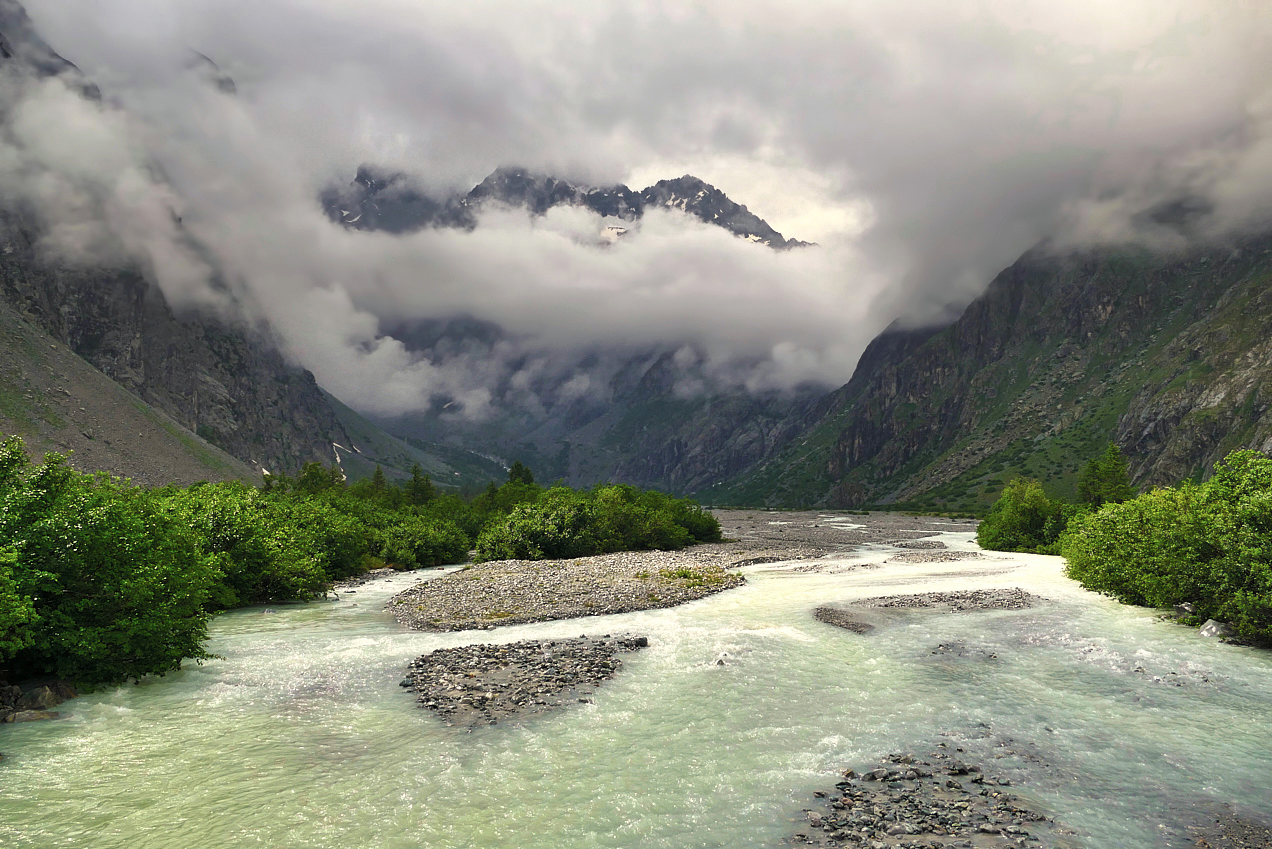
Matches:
[1077,443,1135,508]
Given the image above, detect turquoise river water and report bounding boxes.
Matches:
[2,519,1271,848]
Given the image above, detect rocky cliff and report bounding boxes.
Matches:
[711,234,1272,511]
[0,208,353,476]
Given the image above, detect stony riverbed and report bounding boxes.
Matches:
[401,635,649,727]
[786,748,1070,848]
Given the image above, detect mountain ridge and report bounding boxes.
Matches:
[323,165,812,249]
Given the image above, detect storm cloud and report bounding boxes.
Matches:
[7,0,1272,415]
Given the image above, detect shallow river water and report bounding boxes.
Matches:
[3,519,1271,848]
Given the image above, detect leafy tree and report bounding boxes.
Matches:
[1077,443,1135,508]
[1062,449,1272,644]
[0,548,37,666]
[0,439,219,682]
[508,460,535,486]
[977,478,1077,554]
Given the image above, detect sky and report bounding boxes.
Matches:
[2,0,1271,417]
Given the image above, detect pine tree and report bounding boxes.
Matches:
[508,460,535,486]
[406,463,435,505]
[1077,443,1135,508]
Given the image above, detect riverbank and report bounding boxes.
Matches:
[385,510,977,633]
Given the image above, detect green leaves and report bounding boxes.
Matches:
[1061,449,1272,644]
[976,478,1079,554]
[1076,443,1135,508]
[473,485,720,562]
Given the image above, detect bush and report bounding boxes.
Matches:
[0,440,218,682]
[473,485,719,562]
[1061,450,1272,644]
[377,516,470,568]
[977,478,1079,554]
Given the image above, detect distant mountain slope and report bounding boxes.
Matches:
[0,296,257,485]
[323,165,812,249]
[711,234,1272,511]
[321,389,507,488]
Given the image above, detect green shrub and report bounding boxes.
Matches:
[0,440,218,682]
[1061,450,1272,644]
[377,516,469,568]
[977,478,1078,554]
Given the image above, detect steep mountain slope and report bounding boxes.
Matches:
[712,234,1272,511]
[0,295,257,485]
[0,208,354,476]
[324,166,812,249]
[0,8,504,486]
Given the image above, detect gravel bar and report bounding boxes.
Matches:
[402,635,648,727]
[785,748,1071,848]
[388,549,744,632]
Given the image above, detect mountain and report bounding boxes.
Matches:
[0,5,503,489]
[710,233,1272,511]
[323,165,813,249]
[322,164,818,494]
[0,293,258,485]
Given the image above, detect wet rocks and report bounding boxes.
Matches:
[886,551,985,564]
[1199,620,1235,639]
[857,588,1041,612]
[786,749,1067,848]
[0,680,76,724]
[402,635,648,727]
[812,607,876,634]
[388,551,743,632]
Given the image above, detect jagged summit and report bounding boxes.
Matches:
[323,165,811,249]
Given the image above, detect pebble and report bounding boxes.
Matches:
[387,551,744,632]
[402,635,649,727]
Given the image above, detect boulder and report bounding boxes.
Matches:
[11,710,60,722]
[17,685,62,711]
[1199,619,1235,638]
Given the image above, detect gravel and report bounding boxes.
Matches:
[786,748,1071,848]
[388,550,744,632]
[401,635,648,727]
[856,588,1041,612]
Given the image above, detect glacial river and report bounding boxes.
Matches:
[3,520,1271,848]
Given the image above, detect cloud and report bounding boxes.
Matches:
[4,0,1271,417]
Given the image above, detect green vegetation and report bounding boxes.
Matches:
[0,437,721,685]
[976,443,1134,554]
[1076,443,1135,508]
[975,479,1079,555]
[474,484,721,561]
[1062,450,1272,645]
[978,441,1272,645]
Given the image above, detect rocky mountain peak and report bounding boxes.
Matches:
[323,165,809,249]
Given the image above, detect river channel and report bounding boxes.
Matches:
[2,514,1270,848]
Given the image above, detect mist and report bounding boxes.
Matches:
[4,0,1270,416]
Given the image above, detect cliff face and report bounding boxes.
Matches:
[712,234,1272,510]
[0,209,352,475]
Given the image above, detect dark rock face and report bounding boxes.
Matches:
[0,210,352,474]
[0,0,100,99]
[0,4,353,477]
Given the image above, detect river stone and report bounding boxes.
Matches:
[11,710,60,722]
[17,685,61,711]
[404,634,649,727]
[1199,619,1235,638]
